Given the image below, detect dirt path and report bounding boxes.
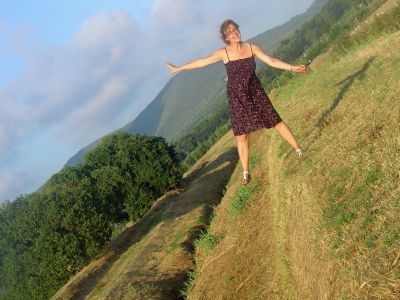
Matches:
[52,132,237,300]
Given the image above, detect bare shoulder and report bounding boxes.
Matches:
[206,47,223,58]
[216,47,227,55]
[217,47,230,64]
[248,42,262,52]
[203,48,225,64]
[214,47,228,59]
[248,43,271,59]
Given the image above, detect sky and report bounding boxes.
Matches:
[0,0,314,203]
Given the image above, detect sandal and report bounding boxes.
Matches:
[295,148,305,157]
[240,171,251,185]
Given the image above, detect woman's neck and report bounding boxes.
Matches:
[228,41,243,50]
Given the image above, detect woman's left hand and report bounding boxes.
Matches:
[165,61,180,75]
[291,64,308,73]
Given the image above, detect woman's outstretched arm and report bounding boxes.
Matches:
[251,43,307,73]
[166,49,224,75]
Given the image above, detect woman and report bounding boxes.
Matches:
[166,19,307,185]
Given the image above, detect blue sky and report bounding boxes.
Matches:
[0,1,154,84]
[0,0,314,203]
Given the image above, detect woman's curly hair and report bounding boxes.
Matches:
[220,19,239,44]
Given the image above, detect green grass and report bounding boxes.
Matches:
[228,181,261,221]
[223,274,234,283]
[179,260,202,300]
[274,75,307,101]
[193,231,223,251]
[323,167,381,233]
[249,153,261,169]
[110,221,129,240]
[165,229,187,254]
[125,282,156,298]
[208,209,218,224]
[383,228,400,247]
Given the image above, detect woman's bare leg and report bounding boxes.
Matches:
[236,133,250,171]
[274,121,302,149]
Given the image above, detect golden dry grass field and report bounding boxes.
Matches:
[188,29,400,300]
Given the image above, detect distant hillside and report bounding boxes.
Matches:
[250,0,328,57]
[123,63,227,141]
[64,0,328,168]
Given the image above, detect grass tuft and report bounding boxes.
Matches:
[193,230,223,251]
[228,181,261,221]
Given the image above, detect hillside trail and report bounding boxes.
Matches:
[52,132,238,300]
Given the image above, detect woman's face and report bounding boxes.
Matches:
[224,23,241,44]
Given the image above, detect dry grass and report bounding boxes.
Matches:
[350,0,399,37]
[187,130,284,299]
[285,32,400,299]
[187,30,400,299]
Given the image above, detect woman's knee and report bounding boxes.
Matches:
[236,133,249,143]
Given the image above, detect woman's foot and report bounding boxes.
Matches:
[240,171,251,185]
[295,148,304,157]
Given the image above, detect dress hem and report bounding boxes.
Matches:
[232,120,282,136]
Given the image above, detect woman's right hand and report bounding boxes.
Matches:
[291,64,308,73]
[165,62,179,75]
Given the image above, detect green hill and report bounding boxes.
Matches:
[250,0,329,57]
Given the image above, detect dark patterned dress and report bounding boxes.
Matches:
[224,43,282,136]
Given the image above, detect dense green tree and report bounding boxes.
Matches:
[84,131,183,219]
[0,132,183,299]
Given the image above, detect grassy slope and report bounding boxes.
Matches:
[52,23,399,300]
[187,30,400,299]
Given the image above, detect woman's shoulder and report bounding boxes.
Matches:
[222,43,250,51]
[246,42,263,54]
[246,41,259,48]
[213,48,229,61]
[216,47,229,57]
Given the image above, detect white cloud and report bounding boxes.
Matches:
[59,76,131,144]
[0,10,154,153]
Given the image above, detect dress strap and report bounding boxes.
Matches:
[249,43,253,56]
[224,47,230,61]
